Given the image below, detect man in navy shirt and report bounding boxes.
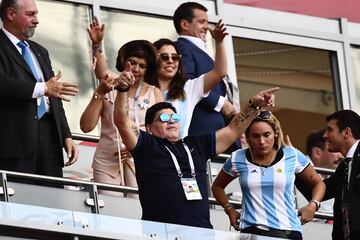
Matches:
[114,69,278,228]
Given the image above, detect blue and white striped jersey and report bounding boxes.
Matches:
[223,146,310,232]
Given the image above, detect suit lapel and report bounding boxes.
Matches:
[0,30,35,79]
[178,38,214,64]
[349,144,360,191]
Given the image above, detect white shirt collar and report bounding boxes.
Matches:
[346,140,360,158]
[178,35,210,57]
[2,27,26,52]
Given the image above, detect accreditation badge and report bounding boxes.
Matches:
[181,178,202,200]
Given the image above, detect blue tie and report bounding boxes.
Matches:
[17,41,46,119]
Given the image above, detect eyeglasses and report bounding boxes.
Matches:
[256,111,272,120]
[158,113,181,123]
[158,53,182,62]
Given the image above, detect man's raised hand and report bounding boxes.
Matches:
[45,71,79,102]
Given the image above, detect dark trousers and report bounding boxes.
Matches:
[0,113,63,185]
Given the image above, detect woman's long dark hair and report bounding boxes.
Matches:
[152,38,186,101]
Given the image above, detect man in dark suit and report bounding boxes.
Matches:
[321,110,360,239]
[173,2,238,138]
[0,0,79,179]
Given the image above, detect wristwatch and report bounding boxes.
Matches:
[309,199,321,211]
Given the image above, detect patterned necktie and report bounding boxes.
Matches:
[17,41,46,119]
[342,157,352,240]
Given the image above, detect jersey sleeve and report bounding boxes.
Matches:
[222,150,241,178]
[293,147,310,174]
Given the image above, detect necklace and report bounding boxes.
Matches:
[259,162,272,176]
[251,150,276,176]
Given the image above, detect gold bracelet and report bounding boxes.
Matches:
[94,92,106,100]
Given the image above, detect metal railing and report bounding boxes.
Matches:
[0,169,333,221]
[70,133,334,221]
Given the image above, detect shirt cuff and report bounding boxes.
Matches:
[214,96,225,112]
[32,82,45,98]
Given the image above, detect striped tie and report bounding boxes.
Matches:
[341,157,352,240]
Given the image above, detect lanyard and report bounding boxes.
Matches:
[133,81,143,128]
[165,143,196,179]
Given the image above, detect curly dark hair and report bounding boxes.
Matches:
[115,40,158,84]
[151,38,186,101]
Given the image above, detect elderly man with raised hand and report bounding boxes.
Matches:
[113,65,278,229]
[0,0,79,178]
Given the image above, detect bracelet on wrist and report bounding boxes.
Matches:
[115,85,130,92]
[92,42,103,55]
[223,202,234,214]
[248,98,260,110]
[309,199,321,211]
[94,91,106,100]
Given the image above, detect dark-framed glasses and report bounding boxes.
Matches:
[158,53,182,62]
[256,111,272,120]
[159,113,181,123]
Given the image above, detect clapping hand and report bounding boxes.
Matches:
[45,71,79,102]
[97,74,116,95]
[209,19,228,42]
[87,16,105,45]
[116,62,135,90]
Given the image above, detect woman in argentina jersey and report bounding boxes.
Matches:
[212,111,325,239]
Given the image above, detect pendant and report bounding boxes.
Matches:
[260,166,265,176]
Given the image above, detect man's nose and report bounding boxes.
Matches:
[33,15,39,25]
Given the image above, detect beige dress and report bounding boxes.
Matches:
[92,85,157,196]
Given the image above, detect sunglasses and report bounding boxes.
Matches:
[158,113,181,123]
[158,53,181,62]
[256,111,272,120]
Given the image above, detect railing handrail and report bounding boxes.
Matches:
[0,169,333,220]
[72,133,338,176]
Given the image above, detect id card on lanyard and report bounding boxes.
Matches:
[165,143,202,200]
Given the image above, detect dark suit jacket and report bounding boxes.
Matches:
[323,143,360,239]
[176,38,226,135]
[295,143,360,240]
[0,29,71,169]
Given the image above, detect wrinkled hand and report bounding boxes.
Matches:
[64,138,79,166]
[251,87,280,109]
[97,74,116,95]
[87,16,105,44]
[227,208,241,231]
[209,19,228,42]
[116,62,135,90]
[221,100,236,119]
[298,204,316,225]
[45,71,79,102]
